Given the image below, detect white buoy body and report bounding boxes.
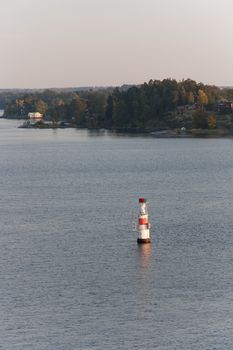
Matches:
[137,198,151,244]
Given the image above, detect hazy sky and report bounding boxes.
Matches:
[1,0,233,88]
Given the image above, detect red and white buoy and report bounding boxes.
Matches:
[137,198,151,244]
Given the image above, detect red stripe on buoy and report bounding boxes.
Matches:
[139,218,148,225]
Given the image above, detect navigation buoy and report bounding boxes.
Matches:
[137,198,151,244]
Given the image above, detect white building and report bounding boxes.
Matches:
[28,112,43,122]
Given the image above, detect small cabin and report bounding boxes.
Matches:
[28,112,43,122]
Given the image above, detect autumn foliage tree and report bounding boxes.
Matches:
[198,89,208,107]
[207,115,217,129]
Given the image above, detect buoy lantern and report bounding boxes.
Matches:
[137,198,151,244]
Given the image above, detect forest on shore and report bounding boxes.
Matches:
[2,79,233,131]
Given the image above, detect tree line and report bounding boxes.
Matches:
[3,79,233,129]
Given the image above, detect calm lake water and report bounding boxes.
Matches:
[1,119,233,349]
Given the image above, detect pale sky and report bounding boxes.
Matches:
[0,0,232,88]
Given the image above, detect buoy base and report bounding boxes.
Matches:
[137,238,151,244]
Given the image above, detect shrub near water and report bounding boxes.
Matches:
[192,110,208,129]
[207,115,217,129]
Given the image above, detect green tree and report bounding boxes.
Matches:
[35,99,48,115]
[193,109,208,128]
[67,96,87,126]
[186,92,194,104]
[87,91,108,127]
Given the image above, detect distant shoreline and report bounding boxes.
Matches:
[110,128,233,138]
[3,119,232,139]
[1,116,233,138]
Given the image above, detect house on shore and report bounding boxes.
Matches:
[28,112,43,123]
[216,100,233,113]
[19,112,43,128]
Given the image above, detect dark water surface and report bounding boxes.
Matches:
[1,119,233,349]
